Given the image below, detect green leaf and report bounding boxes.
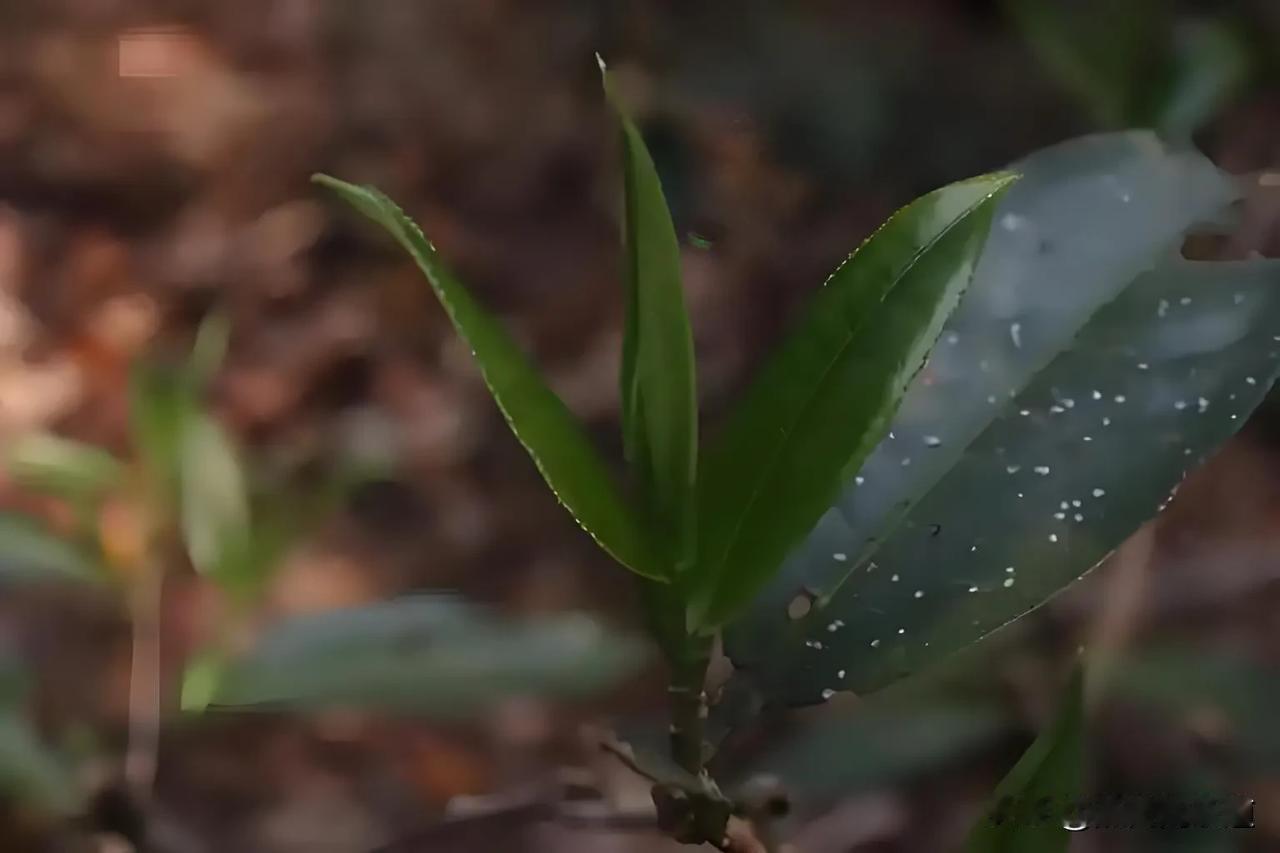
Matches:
[179,413,251,579]
[724,132,1262,707]
[691,172,1018,628]
[965,668,1085,853]
[1157,20,1250,140]
[1006,0,1172,128]
[734,704,1009,809]
[188,311,231,387]
[0,514,100,584]
[1007,0,1250,139]
[129,360,196,492]
[208,596,649,716]
[6,432,124,502]
[313,175,664,581]
[0,712,80,815]
[180,647,228,713]
[603,59,699,571]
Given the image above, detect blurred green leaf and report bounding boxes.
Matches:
[692,172,1017,629]
[1007,0,1250,138]
[314,175,665,581]
[6,432,124,502]
[734,704,1009,809]
[965,668,1085,852]
[0,514,100,584]
[179,413,250,579]
[725,132,1259,707]
[604,60,699,572]
[209,596,650,716]
[0,654,78,815]
[180,647,228,713]
[188,311,231,388]
[1006,0,1171,128]
[1158,20,1250,140]
[1117,647,1280,769]
[129,361,196,493]
[0,712,79,816]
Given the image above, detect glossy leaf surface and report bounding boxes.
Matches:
[606,62,699,569]
[726,132,1270,706]
[692,172,1017,628]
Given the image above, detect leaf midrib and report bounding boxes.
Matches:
[701,193,997,612]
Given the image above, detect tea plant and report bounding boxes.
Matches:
[1,317,311,796]
[308,57,1280,849]
[0,320,647,834]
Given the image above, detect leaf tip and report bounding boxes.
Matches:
[984,169,1022,194]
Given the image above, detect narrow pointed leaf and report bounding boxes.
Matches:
[208,596,649,716]
[6,432,124,501]
[314,175,663,581]
[692,172,1018,628]
[179,413,250,578]
[965,668,1085,853]
[726,133,1272,707]
[605,61,699,569]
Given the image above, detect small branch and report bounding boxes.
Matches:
[719,817,769,853]
[125,561,164,800]
[599,737,664,786]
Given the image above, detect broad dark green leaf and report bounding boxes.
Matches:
[604,60,699,571]
[179,412,250,578]
[965,668,1085,853]
[314,175,664,581]
[6,432,124,502]
[691,172,1017,628]
[1158,20,1250,140]
[725,132,1261,707]
[0,514,100,584]
[207,596,649,716]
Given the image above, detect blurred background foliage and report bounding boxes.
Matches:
[0,0,1278,850]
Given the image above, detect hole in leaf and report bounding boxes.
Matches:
[786,592,815,620]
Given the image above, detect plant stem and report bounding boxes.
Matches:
[668,632,712,776]
[125,560,163,799]
[641,578,712,775]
